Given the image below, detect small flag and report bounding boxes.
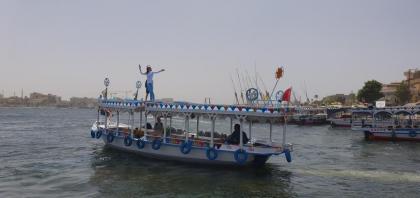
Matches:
[282,87,292,102]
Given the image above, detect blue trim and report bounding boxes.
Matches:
[107,133,115,143]
[95,130,102,139]
[136,139,146,149]
[90,130,96,138]
[152,139,162,150]
[109,135,284,155]
[409,130,417,138]
[179,140,193,154]
[284,149,292,163]
[206,147,218,160]
[234,149,248,165]
[124,136,133,146]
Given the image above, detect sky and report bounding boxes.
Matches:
[1,0,419,104]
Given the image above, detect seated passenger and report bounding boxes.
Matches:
[154,117,163,132]
[146,122,153,129]
[226,124,249,145]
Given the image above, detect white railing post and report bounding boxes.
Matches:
[130,110,134,138]
[139,110,143,129]
[269,120,273,143]
[282,117,287,146]
[116,111,120,135]
[211,116,215,147]
[249,121,252,141]
[196,116,200,134]
[163,114,167,143]
[239,117,244,150]
[230,117,233,134]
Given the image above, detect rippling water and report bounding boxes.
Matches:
[1,107,420,197]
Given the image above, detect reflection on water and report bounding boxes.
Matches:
[90,147,295,197]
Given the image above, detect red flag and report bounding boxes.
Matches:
[282,87,292,102]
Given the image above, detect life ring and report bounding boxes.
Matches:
[206,147,218,160]
[95,130,102,139]
[124,136,133,146]
[152,139,162,150]
[409,131,417,138]
[137,139,146,149]
[234,149,248,165]
[107,133,114,143]
[180,140,193,154]
[284,149,292,163]
[90,130,96,138]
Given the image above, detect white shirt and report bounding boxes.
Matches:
[146,72,154,84]
[141,70,163,84]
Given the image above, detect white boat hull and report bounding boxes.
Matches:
[95,130,287,166]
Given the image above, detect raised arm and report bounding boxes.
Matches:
[138,64,147,75]
[153,69,165,74]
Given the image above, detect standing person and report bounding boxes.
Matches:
[139,64,165,101]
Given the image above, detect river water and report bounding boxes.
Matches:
[1,107,420,198]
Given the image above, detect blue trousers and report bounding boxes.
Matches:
[146,83,155,101]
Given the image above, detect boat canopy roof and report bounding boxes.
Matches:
[352,106,420,115]
[98,99,290,122]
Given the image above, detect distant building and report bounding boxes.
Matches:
[29,92,61,106]
[404,69,420,102]
[380,82,399,106]
[69,97,98,108]
[322,94,356,106]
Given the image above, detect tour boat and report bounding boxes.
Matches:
[351,107,420,141]
[90,76,293,166]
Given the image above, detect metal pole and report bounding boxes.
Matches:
[411,113,414,128]
[163,115,167,143]
[104,110,108,131]
[249,121,252,140]
[116,111,120,135]
[239,118,243,150]
[144,111,148,141]
[196,116,200,134]
[230,117,233,134]
[96,109,100,125]
[283,116,287,145]
[140,110,143,129]
[211,117,215,147]
[170,116,172,128]
[185,115,189,142]
[130,111,134,138]
[269,120,273,143]
[145,111,148,128]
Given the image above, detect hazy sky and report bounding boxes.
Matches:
[1,0,419,104]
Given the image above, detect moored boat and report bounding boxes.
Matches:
[351,107,420,141]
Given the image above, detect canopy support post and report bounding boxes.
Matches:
[144,111,148,141]
[96,109,100,126]
[116,111,120,135]
[249,121,252,141]
[139,110,143,129]
[163,114,168,143]
[211,116,215,147]
[269,120,273,143]
[196,116,200,134]
[283,116,287,146]
[130,110,134,139]
[230,117,233,134]
[239,117,244,150]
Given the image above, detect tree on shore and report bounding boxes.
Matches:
[357,80,384,104]
[395,82,411,105]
